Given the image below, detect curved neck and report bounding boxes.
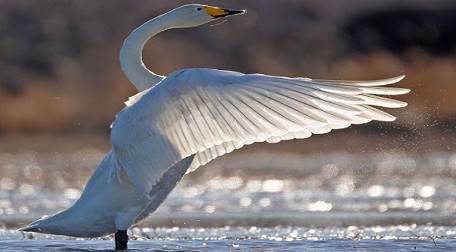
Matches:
[120,13,175,91]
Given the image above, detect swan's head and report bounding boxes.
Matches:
[167,4,246,28]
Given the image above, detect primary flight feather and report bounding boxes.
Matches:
[20,4,410,250]
[111,69,408,196]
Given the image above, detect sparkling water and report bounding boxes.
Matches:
[1,149,456,251]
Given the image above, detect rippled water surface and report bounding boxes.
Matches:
[1,149,456,250]
[2,226,456,251]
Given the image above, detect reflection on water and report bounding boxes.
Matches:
[1,226,456,251]
[1,150,456,227]
[2,149,456,250]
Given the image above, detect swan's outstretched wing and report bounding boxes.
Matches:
[111,68,409,197]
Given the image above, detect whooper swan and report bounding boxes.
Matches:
[20,4,410,250]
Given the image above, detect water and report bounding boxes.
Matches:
[1,226,456,251]
[1,149,456,250]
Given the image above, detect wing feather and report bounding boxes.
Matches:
[111,69,409,196]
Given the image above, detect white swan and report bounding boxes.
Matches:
[20,4,410,250]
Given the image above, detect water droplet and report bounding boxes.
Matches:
[239,197,252,207]
[368,185,385,197]
[378,204,388,212]
[419,186,435,198]
[205,205,215,214]
[308,201,332,212]
[262,179,284,192]
[258,198,271,207]
[63,188,81,200]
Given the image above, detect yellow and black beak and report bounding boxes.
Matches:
[202,6,246,18]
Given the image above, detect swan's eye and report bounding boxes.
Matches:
[197,7,202,11]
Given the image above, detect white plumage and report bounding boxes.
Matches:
[20,4,410,249]
[112,69,408,196]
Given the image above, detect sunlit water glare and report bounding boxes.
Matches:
[1,150,456,250]
[1,226,455,251]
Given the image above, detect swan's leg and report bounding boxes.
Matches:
[115,230,128,250]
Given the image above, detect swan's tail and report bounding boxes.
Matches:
[19,211,66,234]
[18,206,109,237]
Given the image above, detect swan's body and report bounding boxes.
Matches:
[20,4,410,249]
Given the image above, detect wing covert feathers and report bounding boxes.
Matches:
[111,69,410,196]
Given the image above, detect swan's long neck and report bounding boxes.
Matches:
[120,13,176,91]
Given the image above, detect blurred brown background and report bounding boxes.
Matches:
[0,0,455,153]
